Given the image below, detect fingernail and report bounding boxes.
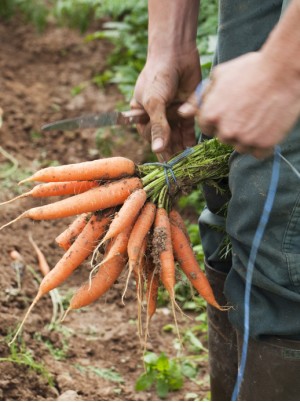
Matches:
[152,138,164,152]
[178,103,193,115]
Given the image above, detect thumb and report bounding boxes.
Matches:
[144,98,171,153]
[178,92,199,118]
[178,79,210,117]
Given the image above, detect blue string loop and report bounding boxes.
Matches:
[195,78,209,106]
[231,146,281,400]
[144,147,194,191]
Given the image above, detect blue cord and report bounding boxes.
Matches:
[231,145,281,401]
[195,78,209,106]
[143,147,194,190]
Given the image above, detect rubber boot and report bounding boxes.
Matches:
[237,333,300,401]
[205,261,238,401]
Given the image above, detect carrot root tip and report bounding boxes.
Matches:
[8,292,41,345]
[0,193,27,206]
[60,307,71,323]
[0,212,26,231]
[18,177,33,185]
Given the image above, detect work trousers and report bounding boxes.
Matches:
[199,1,300,399]
[200,0,300,341]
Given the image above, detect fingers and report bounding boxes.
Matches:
[143,98,171,153]
[178,92,199,118]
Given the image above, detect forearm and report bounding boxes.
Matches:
[262,0,300,88]
[147,0,200,57]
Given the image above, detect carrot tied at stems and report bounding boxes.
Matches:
[55,213,90,251]
[101,189,147,244]
[144,257,160,349]
[89,225,132,288]
[127,202,156,277]
[152,207,182,344]
[4,138,233,345]
[0,177,142,231]
[66,233,128,313]
[153,207,175,297]
[0,181,99,206]
[91,188,147,267]
[68,253,127,311]
[18,156,136,184]
[170,212,226,311]
[145,258,159,321]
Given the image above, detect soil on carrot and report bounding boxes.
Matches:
[0,17,209,401]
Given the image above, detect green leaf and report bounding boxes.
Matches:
[182,301,198,311]
[156,378,169,399]
[181,362,198,379]
[156,354,169,372]
[168,361,184,390]
[162,324,175,332]
[143,352,158,366]
[185,330,205,352]
[135,372,155,391]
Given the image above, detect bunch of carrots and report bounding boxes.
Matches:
[1,138,232,344]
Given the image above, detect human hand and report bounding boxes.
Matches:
[131,48,201,161]
[179,51,300,159]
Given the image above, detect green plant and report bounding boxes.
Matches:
[136,352,184,398]
[53,0,96,33]
[0,0,48,32]
[136,351,204,398]
[0,336,54,386]
[86,0,218,101]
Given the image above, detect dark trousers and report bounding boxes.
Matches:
[199,0,300,399]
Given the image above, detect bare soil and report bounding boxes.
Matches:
[0,17,209,401]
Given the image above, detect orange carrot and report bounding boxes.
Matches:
[153,208,175,297]
[170,219,223,310]
[152,208,181,343]
[0,181,99,206]
[101,189,147,244]
[55,213,90,250]
[144,258,160,348]
[94,225,132,268]
[40,212,111,294]
[0,177,142,231]
[145,259,160,319]
[69,253,127,310]
[133,236,147,295]
[89,225,132,284]
[19,156,135,184]
[121,233,147,309]
[169,209,189,239]
[134,236,148,339]
[128,202,156,272]
[28,234,50,277]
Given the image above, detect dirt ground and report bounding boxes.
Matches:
[0,17,209,401]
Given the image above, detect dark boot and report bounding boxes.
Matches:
[237,333,300,401]
[205,261,238,401]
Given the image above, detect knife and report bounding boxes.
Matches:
[41,109,149,131]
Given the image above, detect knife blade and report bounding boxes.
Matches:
[41,109,149,131]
